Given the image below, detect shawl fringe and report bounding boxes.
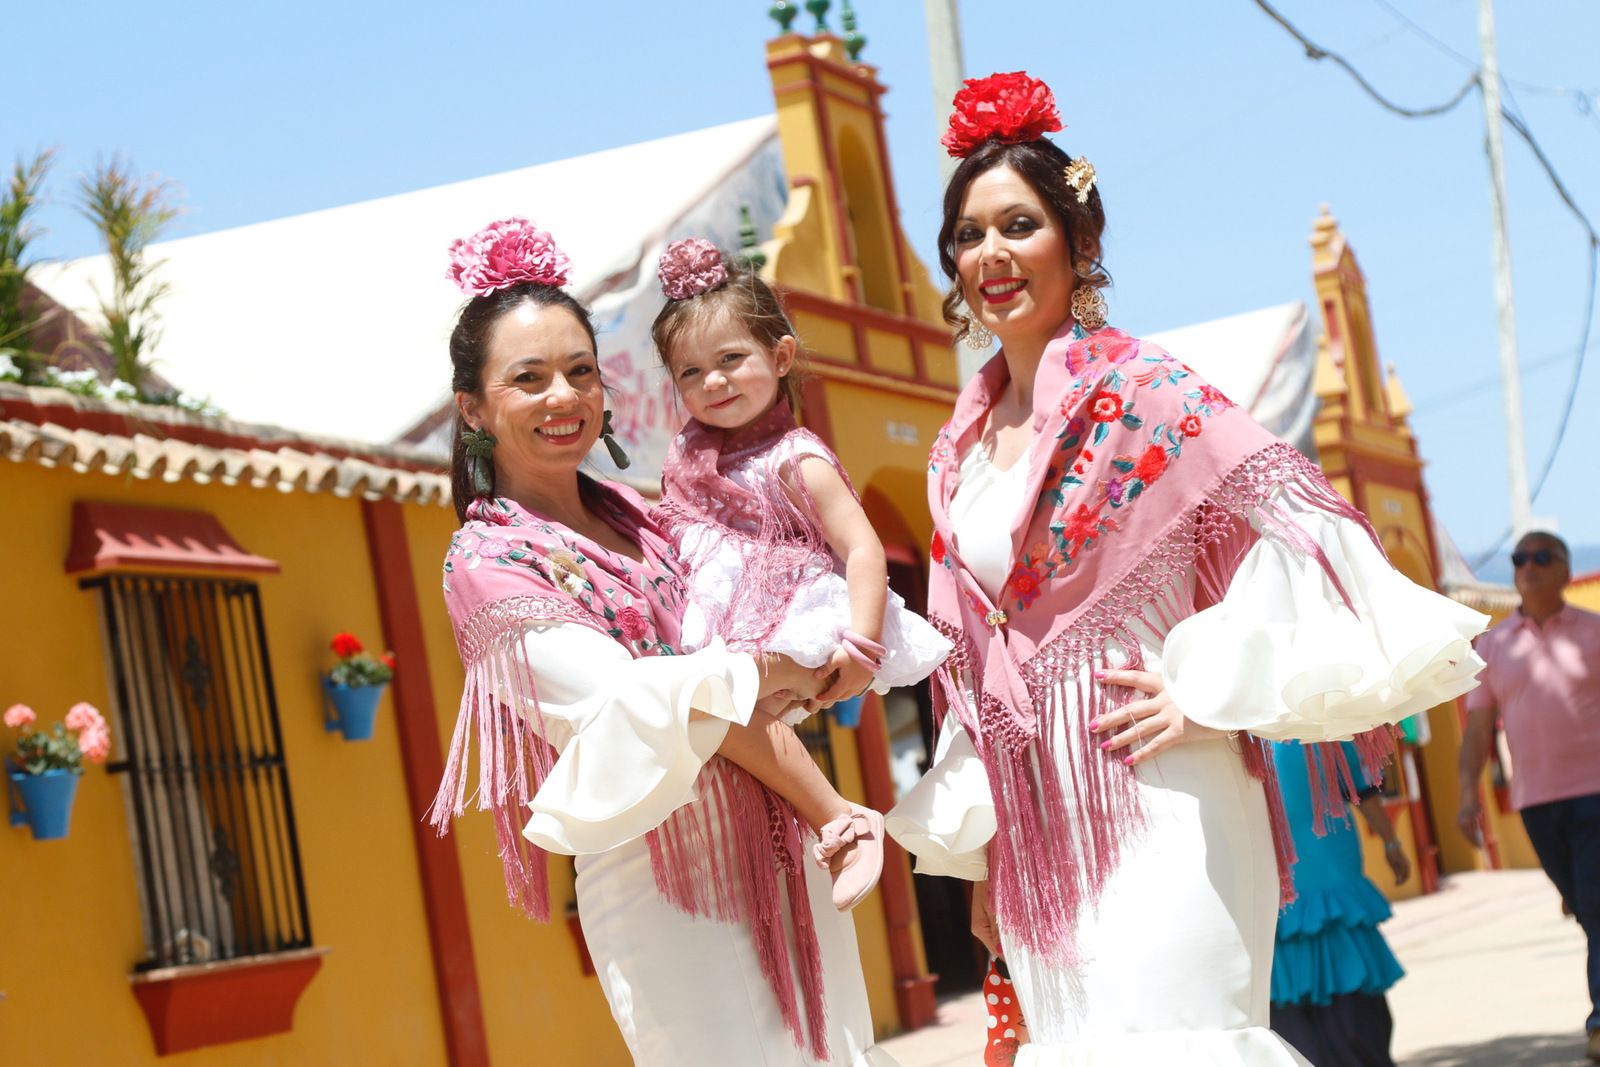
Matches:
[935,443,1397,962]
[431,595,830,1058]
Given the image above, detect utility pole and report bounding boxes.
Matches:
[1477,0,1533,536]
[924,0,964,188]
[924,0,989,379]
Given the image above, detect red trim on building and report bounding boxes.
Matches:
[64,501,281,575]
[798,375,837,447]
[855,694,938,1030]
[360,500,491,1067]
[128,948,326,1056]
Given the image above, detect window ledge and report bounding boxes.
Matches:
[129,946,329,1056]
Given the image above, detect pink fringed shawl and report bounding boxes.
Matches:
[430,480,830,1058]
[925,319,1394,962]
[658,399,849,653]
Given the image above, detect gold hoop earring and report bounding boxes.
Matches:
[1071,286,1107,331]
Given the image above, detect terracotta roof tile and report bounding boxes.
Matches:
[0,383,450,506]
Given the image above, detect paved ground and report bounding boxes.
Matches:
[879,869,1593,1066]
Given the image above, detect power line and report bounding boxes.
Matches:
[1249,0,1598,571]
[1368,0,1479,68]
[1247,0,1479,118]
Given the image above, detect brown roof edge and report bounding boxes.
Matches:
[0,381,447,473]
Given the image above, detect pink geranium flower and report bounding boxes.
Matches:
[78,723,112,763]
[64,702,104,732]
[4,703,35,729]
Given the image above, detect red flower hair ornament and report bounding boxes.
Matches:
[942,71,1063,158]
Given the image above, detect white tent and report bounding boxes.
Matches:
[1147,300,1318,457]
[33,116,785,468]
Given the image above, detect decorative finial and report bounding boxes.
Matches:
[805,0,830,32]
[769,1,799,32]
[841,0,866,59]
[737,206,767,270]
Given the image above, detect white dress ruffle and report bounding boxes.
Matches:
[887,453,1485,1065]
[677,435,950,709]
[518,625,757,855]
[1162,495,1487,740]
[509,620,898,1066]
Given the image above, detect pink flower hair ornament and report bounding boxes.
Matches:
[446,217,572,296]
[657,238,729,301]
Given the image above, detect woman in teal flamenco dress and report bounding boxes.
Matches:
[1270,740,1412,1067]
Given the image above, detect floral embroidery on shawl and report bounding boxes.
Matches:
[924,320,1397,964]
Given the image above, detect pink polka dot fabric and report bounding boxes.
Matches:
[983,958,1029,1065]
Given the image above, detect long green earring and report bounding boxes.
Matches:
[461,425,497,496]
[601,410,631,470]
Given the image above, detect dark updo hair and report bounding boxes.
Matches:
[650,257,805,413]
[448,281,599,521]
[936,138,1109,345]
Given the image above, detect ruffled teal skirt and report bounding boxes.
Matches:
[1271,881,1404,1007]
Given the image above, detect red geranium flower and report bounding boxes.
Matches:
[942,71,1063,158]
[616,606,649,642]
[930,531,946,565]
[1089,391,1124,423]
[381,652,397,671]
[1132,444,1168,484]
[1179,414,1204,438]
[331,632,363,658]
[1005,561,1045,608]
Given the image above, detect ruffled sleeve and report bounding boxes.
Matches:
[1162,488,1488,741]
[885,714,996,880]
[512,621,759,855]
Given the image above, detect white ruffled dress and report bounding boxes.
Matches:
[886,444,1486,1066]
[678,434,950,713]
[514,615,899,1066]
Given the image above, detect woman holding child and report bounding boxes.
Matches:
[425,218,930,1065]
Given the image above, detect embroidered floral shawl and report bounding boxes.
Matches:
[925,319,1392,961]
[430,479,829,1057]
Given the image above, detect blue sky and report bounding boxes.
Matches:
[13,0,1598,567]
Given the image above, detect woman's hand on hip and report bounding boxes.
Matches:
[1090,669,1223,767]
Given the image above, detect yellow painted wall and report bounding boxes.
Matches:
[1568,575,1600,613]
[821,381,952,554]
[0,460,448,1065]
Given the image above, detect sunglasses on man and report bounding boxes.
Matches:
[1510,549,1561,568]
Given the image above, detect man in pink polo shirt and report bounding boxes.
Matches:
[1459,530,1600,1061]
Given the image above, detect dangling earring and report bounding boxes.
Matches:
[601,410,631,470]
[460,425,497,498]
[963,317,994,350]
[1071,285,1108,331]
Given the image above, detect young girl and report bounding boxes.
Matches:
[653,237,952,911]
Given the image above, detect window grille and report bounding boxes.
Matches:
[83,574,312,970]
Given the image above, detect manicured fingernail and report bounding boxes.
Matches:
[1088,718,1100,731]
[1092,671,1106,680]
[1122,756,1135,766]
[1099,739,1112,751]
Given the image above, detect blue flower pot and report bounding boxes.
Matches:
[7,767,80,841]
[830,694,865,728]
[323,679,386,741]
